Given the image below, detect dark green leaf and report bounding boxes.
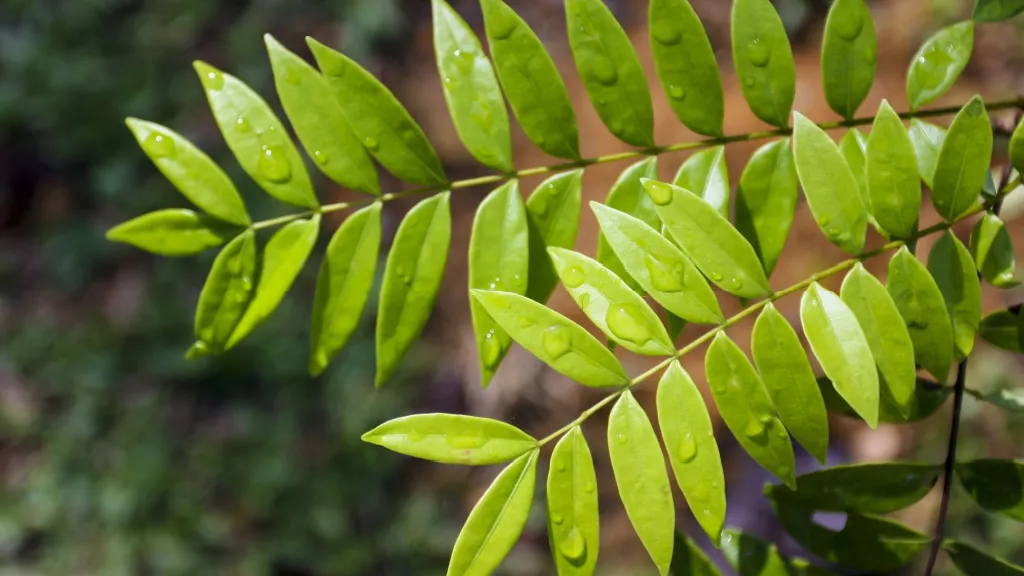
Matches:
[566,0,654,146]
[928,231,982,360]
[608,391,674,575]
[867,100,922,239]
[672,146,729,217]
[980,307,1024,352]
[971,213,1020,288]
[956,459,1024,522]
[767,462,941,514]
[193,61,318,209]
[821,0,877,119]
[973,0,1024,22]
[887,246,954,382]
[377,193,452,386]
[547,427,600,575]
[309,203,382,376]
[525,170,583,303]
[192,230,257,354]
[818,375,951,423]
[362,413,536,465]
[671,530,722,576]
[909,119,947,188]
[308,38,447,186]
[481,0,579,160]
[265,35,380,195]
[945,540,1024,576]
[597,157,660,292]
[932,96,991,221]
[906,21,975,111]
[731,0,796,128]
[735,139,798,277]
[106,209,237,257]
[125,118,250,226]
[721,529,823,576]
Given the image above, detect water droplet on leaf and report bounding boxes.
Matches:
[482,331,502,368]
[744,417,766,439]
[647,182,674,206]
[709,271,724,282]
[552,514,564,525]
[646,254,685,292]
[313,150,328,165]
[543,325,572,358]
[453,48,474,73]
[834,12,864,41]
[258,147,292,183]
[590,58,618,86]
[235,116,252,133]
[363,137,380,152]
[143,131,176,158]
[562,265,585,288]
[205,70,224,90]
[651,20,682,45]
[606,303,652,346]
[747,40,771,67]
[668,85,686,101]
[678,432,698,463]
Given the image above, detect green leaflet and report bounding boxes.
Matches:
[608,391,674,576]
[908,118,947,189]
[481,0,579,160]
[840,264,917,417]
[792,112,867,254]
[645,180,771,299]
[447,450,538,576]
[1011,116,1024,175]
[193,61,318,210]
[956,459,1024,522]
[730,0,795,128]
[751,303,828,464]
[226,216,320,349]
[971,213,1020,288]
[362,413,536,465]
[887,246,954,382]
[945,540,1024,576]
[706,333,795,487]
[597,157,660,292]
[265,35,379,195]
[767,462,941,514]
[525,170,583,303]
[106,209,237,257]
[469,181,530,386]
[671,531,722,576]
[433,0,513,172]
[565,0,654,147]
[648,0,724,137]
[672,146,729,218]
[818,375,952,423]
[866,101,922,239]
[974,0,1024,21]
[985,387,1024,412]
[980,307,1024,352]
[735,138,797,277]
[547,427,599,575]
[309,203,381,376]
[720,530,826,576]
[307,38,447,186]
[125,119,250,226]
[192,230,257,354]
[548,248,673,356]
[656,362,726,544]
[821,0,877,119]
[906,21,975,111]
[591,203,722,325]
[800,282,879,428]
[838,129,870,216]
[932,96,991,221]
[470,290,628,387]
[928,231,982,360]
[377,193,452,386]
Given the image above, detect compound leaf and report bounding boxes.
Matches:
[906,21,974,111]
[672,146,729,218]
[821,0,877,119]
[547,427,600,575]
[362,413,536,465]
[928,231,982,360]
[932,96,991,221]
[731,0,795,128]
[106,209,237,257]
[526,170,583,303]
[735,138,798,277]
[887,246,954,382]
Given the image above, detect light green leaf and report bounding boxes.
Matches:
[980,307,1024,352]
[818,375,951,423]
[800,282,879,428]
[706,333,795,487]
[887,246,955,382]
[672,146,729,217]
[362,413,536,465]
[192,230,257,354]
[666,313,687,342]
[447,450,538,576]
[566,0,654,146]
[470,290,629,387]
[906,21,975,111]
[548,248,673,356]
[932,96,991,221]
[840,263,917,417]
[971,213,1020,288]
[656,362,726,544]
[731,0,796,128]
[597,157,660,292]
[973,0,1024,21]
[866,100,922,239]
[821,0,877,119]
[1011,116,1024,175]
[547,427,599,575]
[608,390,674,575]
[377,193,452,386]
[481,0,579,160]
[792,112,867,254]
[751,303,828,464]
[193,61,318,209]
[839,129,871,217]
[735,139,798,277]
[592,203,722,325]
[309,203,381,376]
[909,119,947,188]
[671,531,722,576]
[125,119,250,226]
[226,216,320,349]
[308,37,447,186]
[928,231,982,360]
[649,0,723,137]
[106,209,237,257]
[525,170,583,303]
[956,459,1024,522]
[645,179,771,298]
[265,35,379,195]
[767,462,941,514]
[433,0,512,172]
[945,540,1024,576]
[469,181,530,386]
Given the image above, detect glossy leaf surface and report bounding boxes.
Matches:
[928,231,982,360]
[956,459,1024,522]
[932,96,991,221]
[767,462,941,514]
[526,170,583,303]
[106,209,236,257]
[735,139,797,276]
[363,413,535,466]
[946,541,1024,576]
[821,0,877,119]
[731,0,795,128]
[980,307,1024,352]
[672,146,729,217]
[971,213,1020,288]
[597,157,660,291]
[906,21,974,110]
[887,247,954,382]
[909,119,947,188]
[193,230,257,353]
[547,427,599,575]
[866,100,921,238]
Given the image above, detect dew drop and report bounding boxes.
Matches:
[205,70,224,90]
[827,227,842,238]
[555,459,567,472]
[651,20,682,45]
[678,432,698,463]
[235,116,252,133]
[562,265,586,288]
[758,412,773,424]
[579,293,591,309]
[863,43,878,64]
[709,271,724,282]
[491,16,518,40]
[313,150,329,165]
[744,416,766,439]
[258,147,293,183]
[606,302,652,346]
[542,325,573,358]
[443,76,457,89]
[584,482,596,494]
[646,254,685,292]
[818,215,830,227]
[647,182,674,206]
[482,330,502,368]
[747,40,771,67]
[453,48,475,73]
[590,58,618,86]
[447,433,487,450]
[488,277,501,290]
[616,432,628,445]
[833,12,864,41]
[729,277,743,291]
[532,194,550,217]
[363,136,380,152]
[559,528,587,563]
[668,84,686,101]
[142,131,176,158]
[552,514,564,525]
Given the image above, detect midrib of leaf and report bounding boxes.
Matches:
[676,205,763,290]
[464,450,535,573]
[946,131,973,218]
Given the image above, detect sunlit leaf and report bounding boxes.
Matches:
[1011,115,1024,175]
[839,129,870,216]
[928,231,982,360]
[866,100,922,239]
[191,230,257,355]
[547,427,599,575]
[932,96,991,221]
[106,209,237,257]
[821,0,877,119]
[731,0,795,128]
[971,213,1020,288]
[887,246,954,383]
[526,170,583,303]
[909,119,947,188]
[906,21,975,110]
[672,146,729,217]
[956,459,1024,522]
[362,413,536,465]
[597,157,660,292]
[735,139,797,276]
